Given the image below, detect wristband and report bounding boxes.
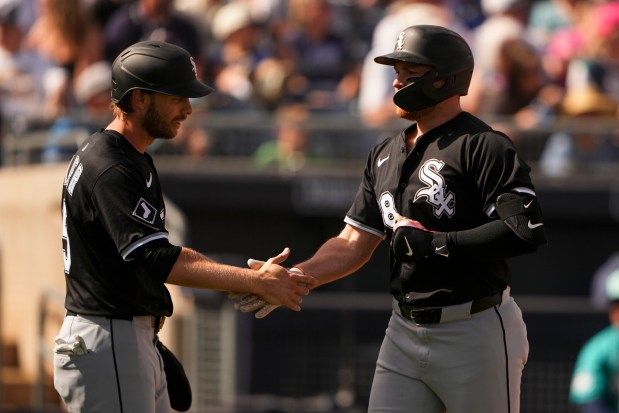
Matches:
[432,232,450,258]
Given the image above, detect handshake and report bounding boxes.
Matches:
[229,247,311,319]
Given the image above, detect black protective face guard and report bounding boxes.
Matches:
[393,70,445,112]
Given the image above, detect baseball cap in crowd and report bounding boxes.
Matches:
[74,61,112,104]
[606,270,619,303]
[211,1,253,41]
[481,0,529,15]
[481,0,529,16]
[561,86,617,117]
[590,253,619,310]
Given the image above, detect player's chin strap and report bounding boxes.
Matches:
[495,192,548,247]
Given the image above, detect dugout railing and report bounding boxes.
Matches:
[2,111,619,174]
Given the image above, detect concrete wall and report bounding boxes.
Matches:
[0,164,66,381]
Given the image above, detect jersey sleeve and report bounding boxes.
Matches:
[467,132,535,214]
[345,151,387,238]
[91,163,170,260]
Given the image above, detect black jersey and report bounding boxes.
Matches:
[61,130,177,317]
[346,112,536,306]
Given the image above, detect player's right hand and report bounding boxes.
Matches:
[391,214,435,261]
[228,248,315,318]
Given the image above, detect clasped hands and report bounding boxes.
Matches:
[229,247,313,319]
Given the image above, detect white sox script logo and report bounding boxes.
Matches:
[414,159,455,218]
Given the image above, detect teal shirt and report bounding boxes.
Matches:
[570,325,619,408]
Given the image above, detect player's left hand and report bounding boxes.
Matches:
[391,214,449,261]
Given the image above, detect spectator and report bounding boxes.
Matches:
[563,1,619,101]
[539,0,595,88]
[276,0,359,111]
[253,103,318,171]
[474,37,563,140]
[25,0,104,118]
[208,0,270,108]
[466,0,532,114]
[539,85,619,177]
[0,0,56,126]
[526,0,581,52]
[569,256,619,413]
[41,61,114,163]
[102,0,202,68]
[476,38,550,117]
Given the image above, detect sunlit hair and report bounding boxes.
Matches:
[110,89,154,118]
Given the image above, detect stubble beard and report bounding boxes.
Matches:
[143,100,177,140]
[396,105,434,122]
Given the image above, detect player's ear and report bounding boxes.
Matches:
[131,89,150,110]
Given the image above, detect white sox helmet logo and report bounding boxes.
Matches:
[396,32,405,51]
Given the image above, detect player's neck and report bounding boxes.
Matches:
[106,118,154,154]
[405,99,462,153]
[417,98,461,131]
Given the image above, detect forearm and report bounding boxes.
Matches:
[166,247,265,294]
[449,220,538,260]
[295,226,381,288]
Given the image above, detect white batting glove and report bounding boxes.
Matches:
[228,259,306,319]
[228,247,293,319]
[228,291,268,312]
[228,289,277,318]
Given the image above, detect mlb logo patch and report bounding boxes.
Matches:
[133,198,157,224]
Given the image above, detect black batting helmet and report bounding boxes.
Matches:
[374,25,474,112]
[111,41,214,103]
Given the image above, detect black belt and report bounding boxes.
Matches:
[66,310,166,332]
[398,293,502,325]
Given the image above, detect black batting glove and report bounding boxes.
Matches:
[391,215,449,261]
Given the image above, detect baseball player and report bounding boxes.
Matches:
[569,262,619,413]
[237,25,548,413]
[53,41,316,413]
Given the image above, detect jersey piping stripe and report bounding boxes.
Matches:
[512,186,536,197]
[344,216,386,239]
[121,232,169,261]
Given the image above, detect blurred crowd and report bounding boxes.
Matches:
[1,0,619,174]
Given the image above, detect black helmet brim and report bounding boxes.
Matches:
[374,51,434,67]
